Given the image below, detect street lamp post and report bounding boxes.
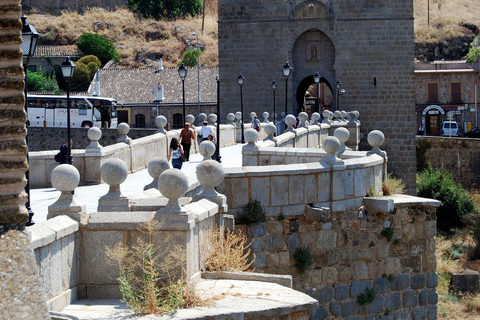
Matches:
[271,80,277,125]
[21,15,39,226]
[60,57,76,165]
[283,62,292,130]
[193,32,201,117]
[178,63,188,125]
[313,72,321,114]
[214,76,221,162]
[335,79,342,111]
[237,73,245,144]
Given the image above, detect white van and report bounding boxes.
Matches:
[441,121,459,136]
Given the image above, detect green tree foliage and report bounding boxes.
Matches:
[70,63,91,92]
[77,33,119,66]
[26,68,60,93]
[128,0,202,20]
[178,48,202,67]
[417,166,476,232]
[466,40,480,63]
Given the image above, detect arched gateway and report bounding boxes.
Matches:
[218,0,417,193]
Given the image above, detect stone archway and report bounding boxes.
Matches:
[295,75,333,115]
[422,105,445,135]
[291,28,336,115]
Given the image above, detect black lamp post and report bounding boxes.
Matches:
[60,57,76,165]
[237,73,245,144]
[21,15,39,226]
[178,63,188,125]
[313,72,321,114]
[335,79,342,111]
[214,76,221,162]
[283,62,292,130]
[271,80,277,125]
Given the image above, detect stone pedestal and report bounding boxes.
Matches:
[450,270,480,295]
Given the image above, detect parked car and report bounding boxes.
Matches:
[464,127,480,138]
[440,121,459,136]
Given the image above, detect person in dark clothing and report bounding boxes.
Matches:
[59,139,71,164]
[179,122,196,161]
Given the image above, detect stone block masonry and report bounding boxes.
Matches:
[218,0,417,194]
[236,195,440,319]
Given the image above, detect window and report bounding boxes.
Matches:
[135,114,145,128]
[451,83,462,103]
[173,113,183,129]
[427,83,438,103]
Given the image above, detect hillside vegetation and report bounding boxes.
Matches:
[26,0,480,68]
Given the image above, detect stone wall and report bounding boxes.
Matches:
[0,2,50,318]
[237,195,439,320]
[417,136,480,189]
[218,0,417,195]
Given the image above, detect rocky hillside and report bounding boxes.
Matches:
[25,0,480,68]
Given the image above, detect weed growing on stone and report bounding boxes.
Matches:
[201,226,255,272]
[382,173,405,195]
[105,221,202,315]
[237,199,266,225]
[293,246,313,274]
[357,287,376,305]
[277,213,285,221]
[381,227,394,242]
[382,273,394,282]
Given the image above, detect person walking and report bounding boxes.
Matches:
[168,137,184,169]
[199,121,215,141]
[179,122,195,161]
[251,115,261,132]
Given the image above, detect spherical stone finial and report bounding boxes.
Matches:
[298,112,308,122]
[348,112,356,121]
[155,115,167,129]
[281,111,286,117]
[249,112,257,120]
[117,122,130,135]
[322,110,330,118]
[333,110,342,120]
[227,113,235,123]
[328,111,334,120]
[285,114,296,127]
[353,110,360,119]
[340,111,348,120]
[51,164,80,192]
[196,160,225,190]
[185,114,195,124]
[322,136,341,155]
[199,140,216,159]
[245,128,259,144]
[264,123,276,136]
[334,127,350,144]
[158,168,189,200]
[147,157,170,179]
[101,158,128,186]
[312,112,321,122]
[198,113,207,122]
[87,127,102,141]
[368,130,385,149]
[262,112,269,122]
[207,113,217,124]
[235,111,242,121]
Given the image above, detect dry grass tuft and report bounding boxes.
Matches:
[201,226,255,272]
[382,173,405,196]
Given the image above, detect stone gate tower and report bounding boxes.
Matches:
[218,0,416,193]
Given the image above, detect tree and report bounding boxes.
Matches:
[26,69,60,93]
[178,48,202,67]
[128,0,202,20]
[70,63,91,92]
[466,40,480,63]
[77,33,119,66]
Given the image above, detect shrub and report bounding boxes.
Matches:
[237,199,266,225]
[293,246,312,274]
[178,48,202,67]
[466,41,480,63]
[70,63,91,92]
[417,166,476,232]
[105,222,202,315]
[464,213,480,259]
[128,0,202,20]
[26,68,60,92]
[201,226,255,272]
[381,227,394,242]
[77,33,119,65]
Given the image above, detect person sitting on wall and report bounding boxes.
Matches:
[59,139,72,164]
[199,121,215,141]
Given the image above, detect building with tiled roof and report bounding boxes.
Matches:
[96,66,219,129]
[25,45,83,74]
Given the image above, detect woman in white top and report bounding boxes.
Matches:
[168,137,184,169]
